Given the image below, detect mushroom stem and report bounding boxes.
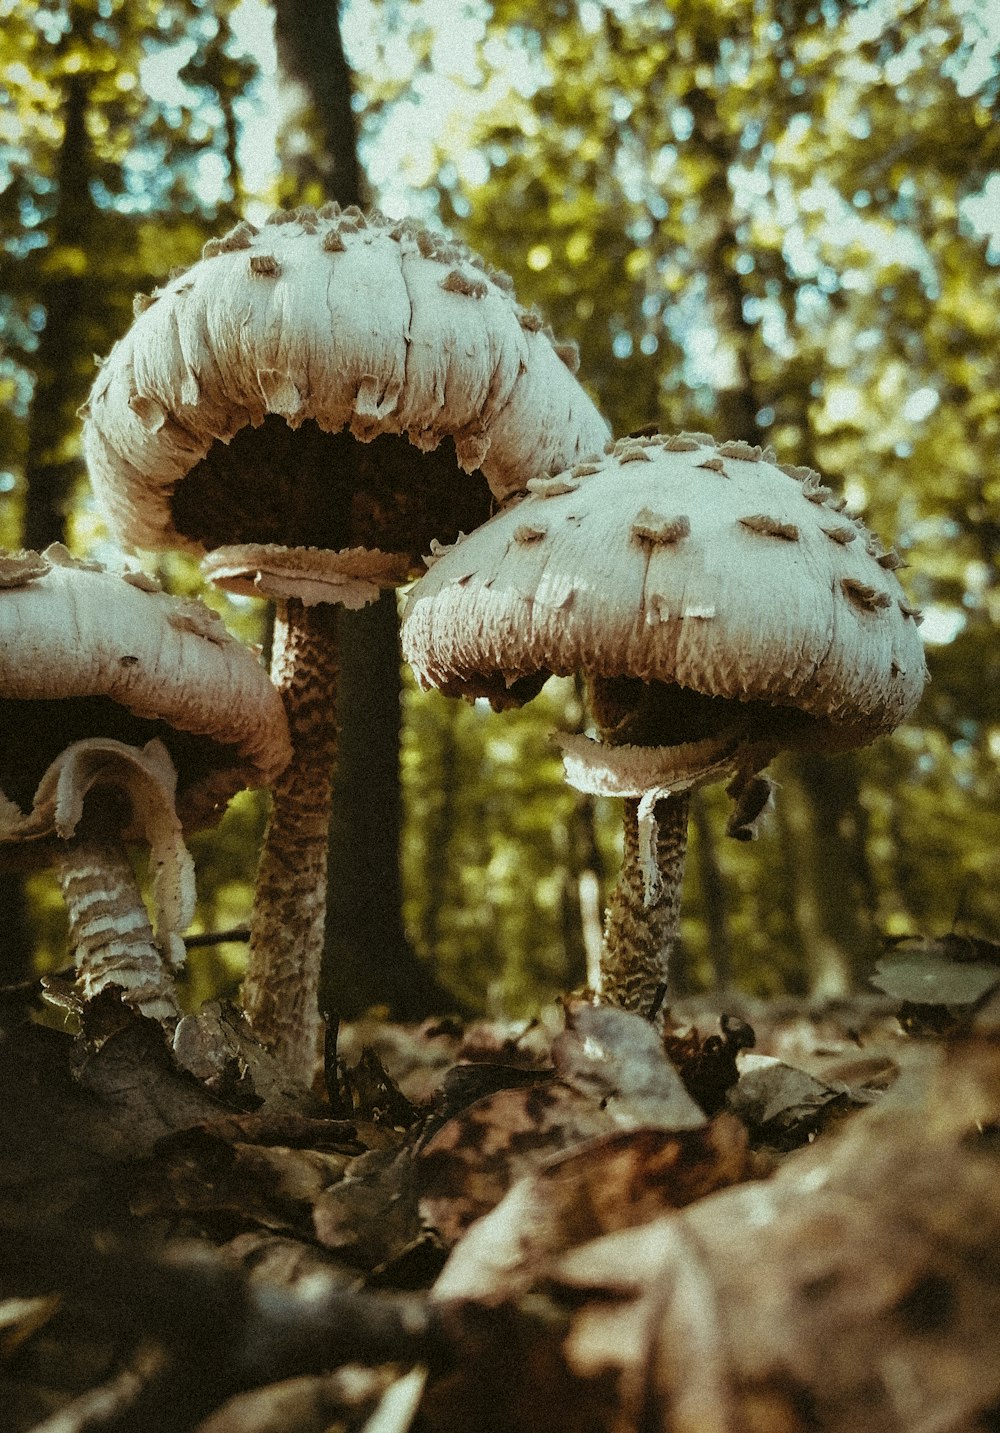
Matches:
[599,791,690,1017]
[242,598,339,1085]
[54,798,181,1024]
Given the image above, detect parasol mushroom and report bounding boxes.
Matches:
[82,203,610,1081]
[401,432,928,1015]
[0,545,291,1023]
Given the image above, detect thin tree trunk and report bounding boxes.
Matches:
[419,697,459,963]
[690,792,733,993]
[12,69,96,980]
[790,753,879,995]
[273,0,363,203]
[22,71,92,551]
[324,596,434,1019]
[560,788,605,994]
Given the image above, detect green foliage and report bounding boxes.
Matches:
[0,0,256,540]
[401,675,618,1015]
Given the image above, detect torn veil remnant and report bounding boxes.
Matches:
[402,433,928,1017]
[82,204,610,1083]
[0,547,290,1025]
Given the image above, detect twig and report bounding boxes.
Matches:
[183,926,250,949]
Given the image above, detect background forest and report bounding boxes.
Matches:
[1,0,997,1021]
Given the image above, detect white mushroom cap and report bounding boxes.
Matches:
[82,207,610,578]
[401,435,928,757]
[0,545,292,832]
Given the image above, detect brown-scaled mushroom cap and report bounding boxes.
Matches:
[0,546,291,832]
[82,206,610,591]
[402,434,928,763]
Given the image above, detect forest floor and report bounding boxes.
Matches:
[1,935,999,1433]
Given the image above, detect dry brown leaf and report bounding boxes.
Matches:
[416,1082,617,1245]
[193,1367,400,1433]
[553,1003,706,1132]
[434,1115,750,1303]
[312,1146,433,1275]
[523,1042,1000,1433]
[131,1126,355,1234]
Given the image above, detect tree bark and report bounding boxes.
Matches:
[790,753,880,995]
[11,68,97,982]
[273,0,363,204]
[22,71,92,551]
[690,793,733,993]
[324,596,436,1020]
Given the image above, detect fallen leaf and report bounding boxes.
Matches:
[553,1002,705,1132]
[416,1082,616,1245]
[726,1055,864,1149]
[873,934,1000,1010]
[433,1115,749,1302]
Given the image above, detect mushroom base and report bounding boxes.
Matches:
[171,418,496,570]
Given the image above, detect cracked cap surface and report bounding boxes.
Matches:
[83,206,610,588]
[401,433,928,755]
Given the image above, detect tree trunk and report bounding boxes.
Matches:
[418,696,459,964]
[273,2,432,1019]
[560,789,605,994]
[22,72,92,551]
[272,0,363,204]
[324,596,436,1019]
[12,70,96,981]
[690,793,733,993]
[789,752,880,996]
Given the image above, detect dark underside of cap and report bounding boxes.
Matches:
[170,417,496,566]
[0,695,242,814]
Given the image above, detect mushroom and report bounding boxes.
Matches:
[82,204,610,1080]
[401,433,928,1015]
[0,546,291,1023]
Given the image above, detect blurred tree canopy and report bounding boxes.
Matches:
[1,0,997,1014]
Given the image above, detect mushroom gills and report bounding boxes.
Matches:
[170,418,495,565]
[0,695,245,815]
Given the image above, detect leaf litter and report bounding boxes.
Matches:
[1,937,999,1432]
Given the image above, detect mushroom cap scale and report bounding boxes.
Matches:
[401,437,928,753]
[0,548,291,830]
[84,210,610,559]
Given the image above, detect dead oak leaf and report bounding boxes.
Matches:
[416,1081,615,1246]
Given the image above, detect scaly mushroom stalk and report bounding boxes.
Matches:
[53,792,181,1023]
[600,792,690,1016]
[241,600,340,1082]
